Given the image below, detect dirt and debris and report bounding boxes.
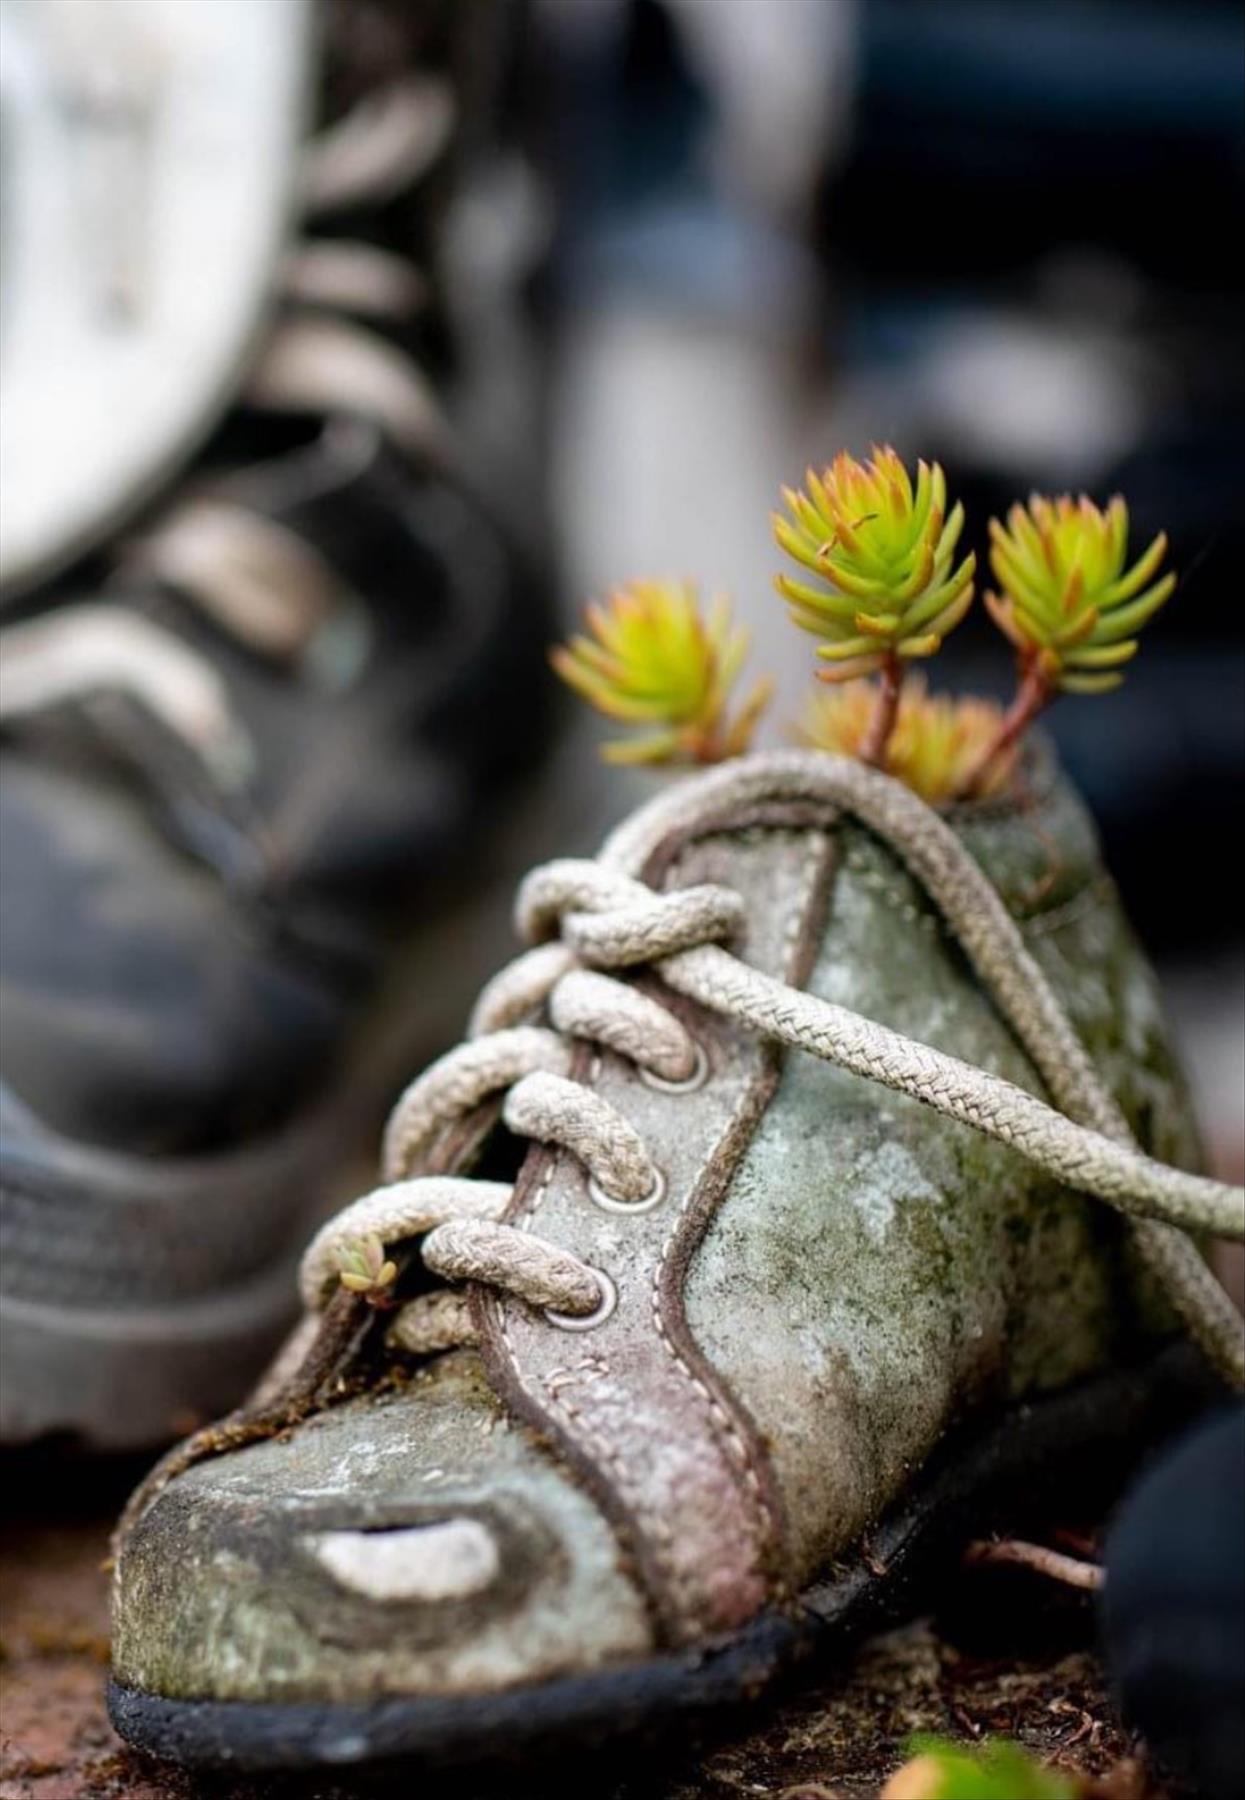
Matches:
[0,1468,1174,1800]
[663,1617,1169,1800]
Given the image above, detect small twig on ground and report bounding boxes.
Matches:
[965,1538,1105,1590]
[1052,1526,1101,1558]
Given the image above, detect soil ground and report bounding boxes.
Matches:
[0,1463,1171,1800]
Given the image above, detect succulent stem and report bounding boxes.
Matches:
[857,652,903,767]
[955,660,1051,799]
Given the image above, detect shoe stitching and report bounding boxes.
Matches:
[490,829,827,1625]
[842,840,1108,942]
[645,828,829,1609]
[497,1150,682,1586]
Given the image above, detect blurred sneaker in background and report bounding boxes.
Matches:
[1102,1407,1245,1800]
[0,0,553,1449]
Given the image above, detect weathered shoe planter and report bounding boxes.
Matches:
[109,749,1238,1774]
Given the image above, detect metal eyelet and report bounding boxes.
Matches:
[587,1164,666,1215]
[543,1267,618,1332]
[638,1040,710,1095]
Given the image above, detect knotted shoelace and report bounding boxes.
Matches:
[303,753,1245,1387]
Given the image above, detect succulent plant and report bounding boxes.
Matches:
[773,447,976,684]
[955,491,1176,797]
[986,493,1174,695]
[553,467,1177,799]
[797,677,1018,806]
[336,1234,397,1303]
[773,447,976,767]
[550,579,773,765]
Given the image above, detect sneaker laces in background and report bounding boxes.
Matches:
[0,76,458,787]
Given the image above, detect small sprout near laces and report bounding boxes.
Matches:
[335,1234,398,1306]
[797,677,1017,807]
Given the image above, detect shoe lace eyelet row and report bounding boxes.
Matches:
[295,759,1245,1383]
[298,864,733,1340]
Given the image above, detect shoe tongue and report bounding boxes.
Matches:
[474,816,842,1645]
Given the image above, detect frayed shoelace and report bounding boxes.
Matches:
[303,754,1245,1387]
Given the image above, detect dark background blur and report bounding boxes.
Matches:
[531,0,1244,1168]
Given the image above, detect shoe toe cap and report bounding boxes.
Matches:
[112,1350,653,1705]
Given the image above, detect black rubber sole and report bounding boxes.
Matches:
[107,1342,1218,1778]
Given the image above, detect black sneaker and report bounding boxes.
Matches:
[1102,1407,1245,1800]
[0,0,552,1449]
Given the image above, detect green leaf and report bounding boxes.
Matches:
[899,1735,1079,1800]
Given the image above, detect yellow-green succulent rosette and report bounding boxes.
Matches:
[986,493,1175,694]
[773,447,976,682]
[550,579,772,765]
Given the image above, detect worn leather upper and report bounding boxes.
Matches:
[112,758,1199,1701]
